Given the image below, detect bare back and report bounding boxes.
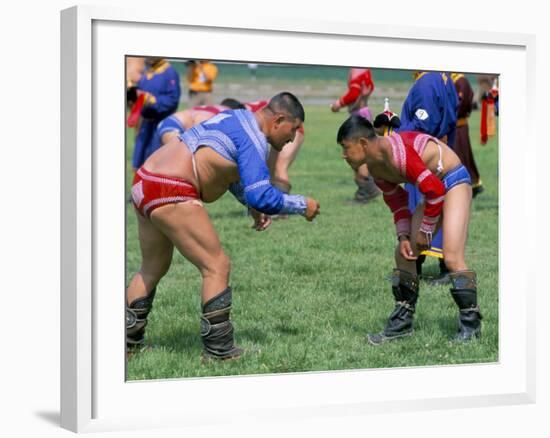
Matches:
[369,137,462,184]
[142,136,239,203]
[420,139,461,177]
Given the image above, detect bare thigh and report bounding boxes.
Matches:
[150,200,229,301]
[136,210,174,270]
[126,210,174,304]
[442,184,472,271]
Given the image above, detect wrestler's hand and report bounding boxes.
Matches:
[304,197,320,222]
[330,101,341,112]
[399,237,417,261]
[250,209,272,231]
[415,231,431,254]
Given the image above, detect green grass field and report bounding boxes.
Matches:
[125,104,499,381]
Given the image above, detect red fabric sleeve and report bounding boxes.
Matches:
[375,179,412,238]
[338,81,361,107]
[365,70,375,94]
[403,146,446,235]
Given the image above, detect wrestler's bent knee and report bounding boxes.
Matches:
[202,251,231,280]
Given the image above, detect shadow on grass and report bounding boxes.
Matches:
[156,328,202,354]
[208,209,248,220]
[156,325,273,354]
[435,314,461,339]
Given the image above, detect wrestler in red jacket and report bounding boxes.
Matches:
[337,115,481,345]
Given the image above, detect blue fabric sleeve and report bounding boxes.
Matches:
[148,69,180,114]
[228,182,307,216]
[236,141,305,215]
[139,68,181,119]
[229,115,307,215]
[399,84,443,134]
[228,182,246,205]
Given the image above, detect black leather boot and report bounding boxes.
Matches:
[449,271,482,341]
[201,287,244,360]
[367,269,419,345]
[126,287,157,347]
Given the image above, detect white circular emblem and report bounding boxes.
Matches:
[415,109,429,120]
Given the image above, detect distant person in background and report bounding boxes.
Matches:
[186,60,219,106]
[398,71,458,284]
[126,57,145,88]
[478,75,499,145]
[126,57,146,134]
[126,92,320,360]
[331,68,380,204]
[128,57,181,170]
[451,73,484,197]
[247,63,258,80]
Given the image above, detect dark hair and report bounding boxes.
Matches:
[373,112,401,129]
[220,98,246,109]
[266,92,305,123]
[337,115,377,144]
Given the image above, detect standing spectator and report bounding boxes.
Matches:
[126,56,145,88]
[330,68,379,203]
[247,63,258,80]
[186,60,219,106]
[478,75,499,145]
[126,56,145,133]
[451,73,484,197]
[398,71,458,284]
[129,57,181,170]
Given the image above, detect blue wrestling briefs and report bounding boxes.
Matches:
[442,164,471,191]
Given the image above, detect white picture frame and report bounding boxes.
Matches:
[60,5,536,433]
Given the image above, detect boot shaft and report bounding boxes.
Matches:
[126,287,157,345]
[449,270,479,310]
[449,270,482,341]
[391,269,419,309]
[201,287,243,360]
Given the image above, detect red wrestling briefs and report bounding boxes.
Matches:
[131,167,200,217]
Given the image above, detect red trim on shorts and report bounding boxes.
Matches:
[131,167,200,217]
